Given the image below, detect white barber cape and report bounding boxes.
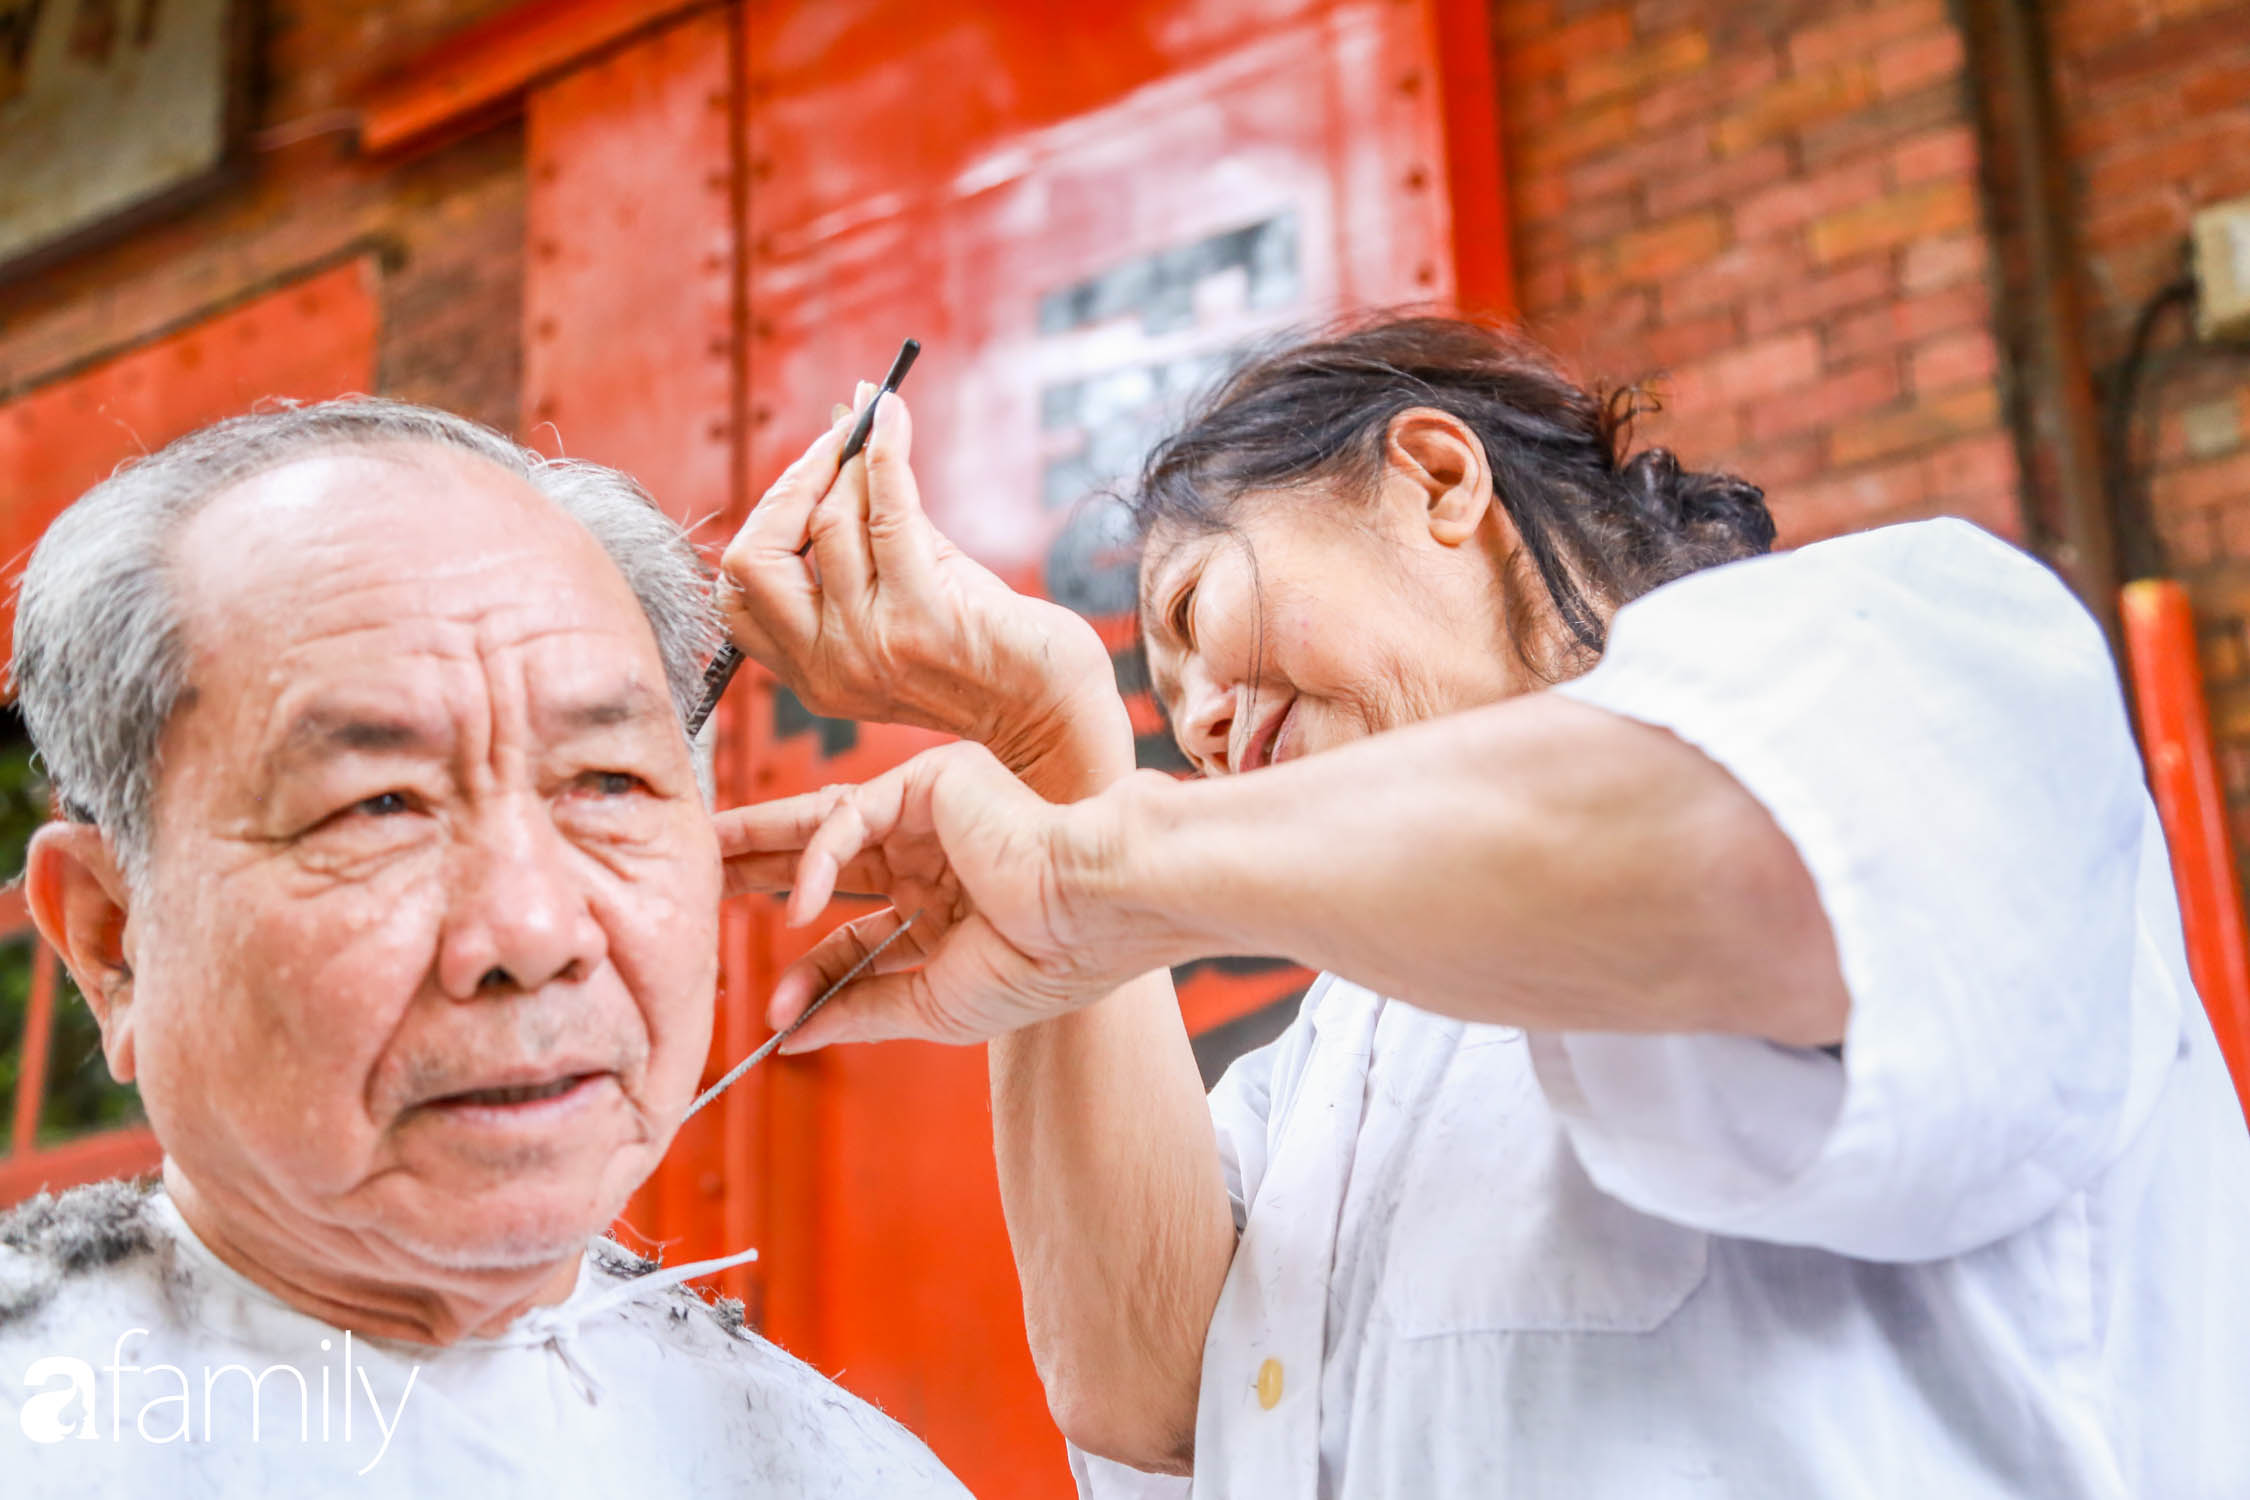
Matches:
[1077,519,2250,1499]
[0,1184,969,1496]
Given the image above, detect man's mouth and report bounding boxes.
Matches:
[435,1075,593,1108]
[418,1071,610,1114]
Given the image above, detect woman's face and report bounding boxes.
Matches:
[1139,411,1560,776]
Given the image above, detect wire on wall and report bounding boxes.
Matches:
[2101,240,2250,584]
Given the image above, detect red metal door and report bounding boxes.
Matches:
[521,5,1507,1492]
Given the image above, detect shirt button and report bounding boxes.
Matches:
[1255,1357,1284,1411]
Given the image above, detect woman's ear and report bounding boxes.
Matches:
[25,822,139,1082]
[1385,408,1495,547]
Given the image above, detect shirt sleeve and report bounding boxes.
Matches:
[1068,1447,1193,1500]
[1533,518,2179,1262]
[1207,977,1327,1232]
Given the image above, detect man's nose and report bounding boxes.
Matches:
[436,798,607,1000]
[1177,664,1237,776]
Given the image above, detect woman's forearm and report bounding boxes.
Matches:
[983,697,1236,1471]
[1079,692,1849,1047]
[990,977,1235,1471]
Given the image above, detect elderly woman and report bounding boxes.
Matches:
[718,316,2250,1498]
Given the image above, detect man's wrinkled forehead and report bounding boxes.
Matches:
[174,445,639,643]
[177,444,573,594]
[167,445,669,747]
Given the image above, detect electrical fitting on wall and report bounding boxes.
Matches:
[2100,197,2250,583]
[2191,195,2250,344]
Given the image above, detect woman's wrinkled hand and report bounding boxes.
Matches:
[719,389,1132,793]
[715,742,1170,1049]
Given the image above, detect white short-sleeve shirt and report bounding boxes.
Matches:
[1077,519,2250,1499]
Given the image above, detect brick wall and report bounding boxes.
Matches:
[0,0,524,431]
[2046,0,2250,859]
[1494,0,2250,887]
[1494,0,2022,548]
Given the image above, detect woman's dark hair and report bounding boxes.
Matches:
[1132,314,1775,663]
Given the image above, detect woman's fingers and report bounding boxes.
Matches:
[725,743,1082,1050]
[714,584,784,675]
[862,394,941,597]
[723,851,800,897]
[766,908,931,1031]
[722,849,891,900]
[786,766,921,927]
[714,788,908,899]
[721,415,850,653]
[776,914,1033,1052]
[777,967,939,1052]
[713,792,840,858]
[787,808,855,925]
[806,384,879,607]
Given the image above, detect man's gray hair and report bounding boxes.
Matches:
[11,397,721,882]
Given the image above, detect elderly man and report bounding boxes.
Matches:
[0,400,968,1495]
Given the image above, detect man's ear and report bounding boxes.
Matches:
[25,822,139,1082]
[1385,407,1500,548]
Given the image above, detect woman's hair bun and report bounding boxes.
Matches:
[1618,446,1776,560]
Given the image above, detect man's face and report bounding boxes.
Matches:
[127,445,717,1275]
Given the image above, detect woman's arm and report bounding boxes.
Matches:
[1080,691,1849,1047]
[715,398,1231,1468]
[730,740,1232,1469]
[760,689,1848,1054]
[982,736,1235,1475]
[990,976,1234,1472]
[729,755,1233,1472]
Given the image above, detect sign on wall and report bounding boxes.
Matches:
[0,0,244,275]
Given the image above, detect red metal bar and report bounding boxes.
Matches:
[1431,0,1515,318]
[2120,579,2250,1117]
[519,7,737,538]
[359,0,717,155]
[0,1127,163,1205]
[0,886,32,942]
[9,943,59,1156]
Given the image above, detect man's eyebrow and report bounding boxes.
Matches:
[277,710,441,764]
[542,685,670,735]
[269,686,669,773]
